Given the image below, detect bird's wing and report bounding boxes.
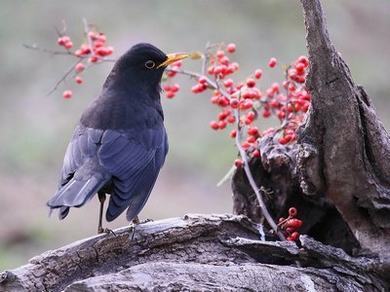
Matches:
[48,126,109,218]
[97,126,168,222]
[59,125,105,187]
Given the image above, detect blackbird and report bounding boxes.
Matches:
[47,43,189,233]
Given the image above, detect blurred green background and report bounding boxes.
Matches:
[0,0,389,270]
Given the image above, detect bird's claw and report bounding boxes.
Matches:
[98,227,116,236]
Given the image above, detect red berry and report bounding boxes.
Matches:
[279,137,288,145]
[172,60,183,67]
[241,142,251,150]
[246,78,256,88]
[95,47,111,57]
[75,76,83,84]
[246,111,256,121]
[88,31,98,40]
[247,127,259,136]
[57,37,65,46]
[277,110,286,120]
[230,62,239,71]
[207,66,215,75]
[288,207,298,217]
[226,43,236,53]
[88,56,99,63]
[297,56,309,67]
[191,84,204,94]
[289,232,300,241]
[268,57,277,68]
[240,100,253,110]
[295,62,305,75]
[224,79,234,87]
[247,136,256,143]
[218,111,229,121]
[64,41,73,49]
[229,129,237,138]
[254,69,263,79]
[216,50,225,58]
[234,159,243,168]
[230,99,239,109]
[244,118,253,125]
[97,33,107,43]
[80,44,91,55]
[198,76,208,84]
[252,149,261,158]
[219,56,230,65]
[210,121,219,130]
[171,84,180,92]
[271,82,280,94]
[75,63,85,73]
[262,110,271,118]
[166,91,175,99]
[302,103,310,112]
[163,85,171,91]
[57,36,71,46]
[285,219,303,229]
[218,120,227,129]
[227,115,236,124]
[63,90,72,99]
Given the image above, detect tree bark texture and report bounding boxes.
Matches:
[233,0,390,264]
[0,214,387,291]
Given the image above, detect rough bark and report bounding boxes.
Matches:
[0,214,387,291]
[233,0,390,263]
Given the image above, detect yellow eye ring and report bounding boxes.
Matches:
[145,60,155,69]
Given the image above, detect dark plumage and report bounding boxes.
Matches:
[47,43,187,232]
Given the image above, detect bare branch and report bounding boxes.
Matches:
[23,44,74,56]
[46,58,81,96]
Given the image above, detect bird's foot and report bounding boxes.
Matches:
[128,217,153,240]
[98,227,116,236]
[128,224,137,241]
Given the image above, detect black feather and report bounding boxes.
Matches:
[47,43,170,224]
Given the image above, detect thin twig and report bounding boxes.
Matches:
[233,108,285,240]
[170,64,284,240]
[47,58,81,96]
[83,18,93,49]
[23,44,74,56]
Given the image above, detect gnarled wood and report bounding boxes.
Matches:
[232,0,390,262]
[0,214,387,291]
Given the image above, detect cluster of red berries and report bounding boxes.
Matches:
[163,43,311,165]
[56,30,114,99]
[278,207,303,241]
[162,60,183,98]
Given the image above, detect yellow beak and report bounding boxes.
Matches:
[158,53,190,68]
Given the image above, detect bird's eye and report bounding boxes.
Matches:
[145,60,156,69]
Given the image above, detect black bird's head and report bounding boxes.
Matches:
[104,43,189,94]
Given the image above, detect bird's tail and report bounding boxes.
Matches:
[47,161,110,219]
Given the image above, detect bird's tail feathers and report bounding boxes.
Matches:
[47,171,109,219]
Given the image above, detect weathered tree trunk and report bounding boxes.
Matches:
[2,0,390,291]
[233,0,390,265]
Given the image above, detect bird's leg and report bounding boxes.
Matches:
[97,192,105,234]
[129,216,140,240]
[97,192,116,236]
[132,215,140,224]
